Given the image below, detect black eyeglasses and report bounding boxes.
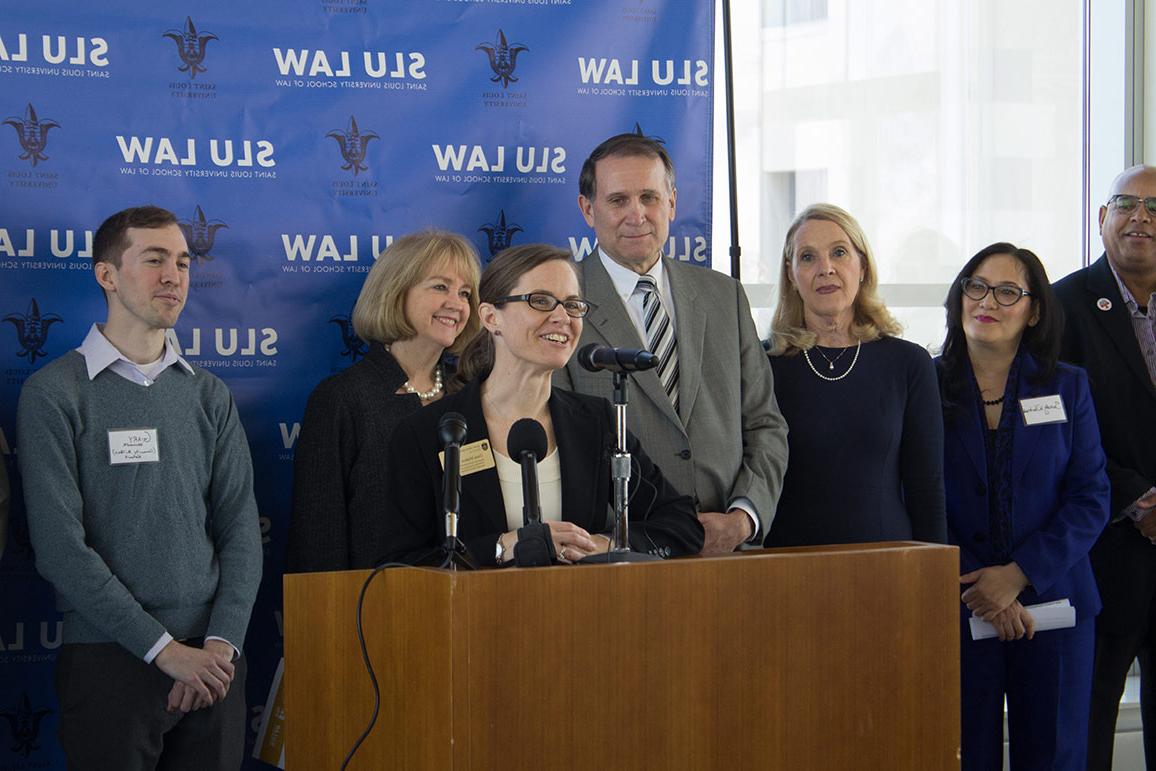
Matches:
[1108,194,1156,214]
[492,292,595,318]
[960,277,1032,307]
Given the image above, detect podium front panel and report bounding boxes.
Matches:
[285,542,959,769]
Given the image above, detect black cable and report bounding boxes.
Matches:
[629,455,662,555]
[340,560,409,770]
[721,0,742,280]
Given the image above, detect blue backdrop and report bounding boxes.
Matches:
[0,1,714,766]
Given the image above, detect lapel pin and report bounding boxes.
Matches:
[1097,297,1112,311]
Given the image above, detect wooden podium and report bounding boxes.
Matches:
[284,542,959,769]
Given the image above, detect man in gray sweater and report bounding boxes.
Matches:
[16,205,262,769]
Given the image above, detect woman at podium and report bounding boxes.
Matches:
[286,231,481,572]
[380,243,704,566]
[937,243,1109,769]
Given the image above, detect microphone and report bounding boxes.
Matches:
[507,418,555,567]
[577,343,658,373]
[507,418,547,525]
[438,412,468,539]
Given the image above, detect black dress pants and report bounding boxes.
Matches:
[55,642,247,771]
[1087,630,1156,770]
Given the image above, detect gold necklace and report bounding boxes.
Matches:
[803,339,861,382]
[811,345,851,371]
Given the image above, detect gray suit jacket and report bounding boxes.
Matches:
[556,252,788,537]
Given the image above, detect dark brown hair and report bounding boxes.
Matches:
[578,133,675,200]
[938,242,1063,419]
[92,205,178,267]
[452,243,576,389]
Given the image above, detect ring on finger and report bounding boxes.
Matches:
[559,546,567,561]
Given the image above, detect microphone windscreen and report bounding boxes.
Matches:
[577,342,602,373]
[507,418,548,462]
[438,411,468,446]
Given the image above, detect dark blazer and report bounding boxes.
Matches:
[939,354,1110,620]
[1055,256,1156,633]
[286,343,422,572]
[380,380,705,566]
[556,251,788,536]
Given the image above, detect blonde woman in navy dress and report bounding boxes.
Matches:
[766,203,946,547]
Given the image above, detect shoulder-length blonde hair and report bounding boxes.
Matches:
[769,203,901,355]
[352,230,482,354]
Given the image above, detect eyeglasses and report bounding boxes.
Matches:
[1107,194,1156,214]
[492,292,595,318]
[959,277,1032,307]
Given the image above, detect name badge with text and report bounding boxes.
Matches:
[438,438,496,476]
[1019,395,1067,426]
[108,428,160,465]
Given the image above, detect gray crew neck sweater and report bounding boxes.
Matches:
[17,351,262,659]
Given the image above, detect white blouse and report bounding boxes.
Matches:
[495,447,562,531]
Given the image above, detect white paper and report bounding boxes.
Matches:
[969,599,1076,640]
[1019,394,1067,426]
[107,428,159,465]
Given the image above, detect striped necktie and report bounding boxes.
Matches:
[635,274,679,410]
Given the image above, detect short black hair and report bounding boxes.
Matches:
[938,242,1064,419]
[578,133,675,200]
[93,205,178,268]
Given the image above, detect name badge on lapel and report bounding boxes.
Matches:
[108,428,160,465]
[438,438,496,476]
[1019,395,1067,426]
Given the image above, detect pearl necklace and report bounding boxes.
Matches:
[803,339,861,382]
[403,365,443,401]
[385,343,444,400]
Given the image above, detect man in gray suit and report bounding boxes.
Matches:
[557,133,788,554]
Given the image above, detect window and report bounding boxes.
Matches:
[715,0,1090,350]
[763,0,829,28]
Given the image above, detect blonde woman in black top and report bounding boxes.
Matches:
[765,203,946,547]
[287,231,480,572]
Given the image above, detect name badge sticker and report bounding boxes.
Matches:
[108,428,160,465]
[1019,395,1067,426]
[438,438,496,476]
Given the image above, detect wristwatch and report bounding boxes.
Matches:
[495,536,506,565]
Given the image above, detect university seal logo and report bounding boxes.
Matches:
[476,29,528,89]
[4,299,62,365]
[478,209,523,259]
[4,103,59,167]
[163,16,217,79]
[329,311,367,363]
[327,116,378,177]
[0,693,53,758]
[178,205,228,264]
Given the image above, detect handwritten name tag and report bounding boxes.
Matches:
[108,428,160,465]
[1019,395,1067,426]
[438,438,496,476]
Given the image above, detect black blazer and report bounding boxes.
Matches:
[381,380,705,566]
[286,343,422,572]
[1054,255,1156,634]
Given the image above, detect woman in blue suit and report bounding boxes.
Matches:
[938,243,1110,770]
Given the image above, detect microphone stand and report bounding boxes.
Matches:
[581,371,660,564]
[441,441,476,571]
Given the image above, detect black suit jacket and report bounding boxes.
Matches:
[1054,255,1156,634]
[286,343,422,572]
[381,380,704,566]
